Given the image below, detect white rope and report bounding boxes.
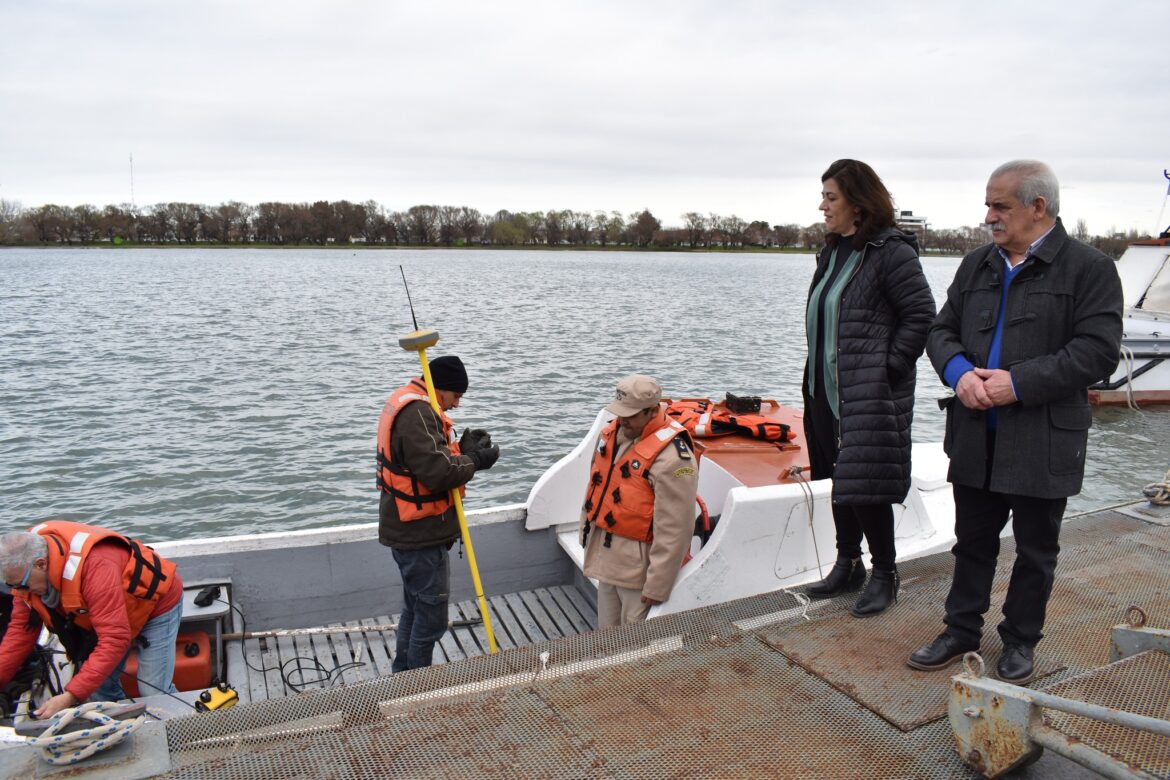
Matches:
[1143,468,1170,506]
[785,465,823,578]
[791,591,813,621]
[22,701,145,766]
[1119,344,1142,412]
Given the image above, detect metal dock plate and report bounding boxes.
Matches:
[760,590,1063,731]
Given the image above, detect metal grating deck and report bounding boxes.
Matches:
[1042,649,1170,777]
[143,507,1170,778]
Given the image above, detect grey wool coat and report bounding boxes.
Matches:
[802,228,937,504]
[927,219,1123,498]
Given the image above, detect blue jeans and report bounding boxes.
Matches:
[93,601,183,701]
[391,546,450,673]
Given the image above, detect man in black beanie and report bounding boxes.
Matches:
[375,355,500,672]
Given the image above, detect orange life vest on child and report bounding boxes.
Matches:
[19,521,177,637]
[582,409,692,545]
[375,379,464,522]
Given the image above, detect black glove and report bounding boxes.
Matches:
[459,428,492,454]
[468,444,500,471]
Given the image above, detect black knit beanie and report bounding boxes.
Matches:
[429,355,468,393]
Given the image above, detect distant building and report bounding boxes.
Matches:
[896,210,929,247]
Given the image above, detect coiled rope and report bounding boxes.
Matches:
[1143,468,1170,506]
[22,701,145,765]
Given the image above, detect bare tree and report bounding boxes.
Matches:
[544,209,567,245]
[723,215,748,248]
[145,205,174,243]
[70,205,101,245]
[437,206,459,246]
[406,205,439,244]
[454,206,483,244]
[566,210,592,245]
[166,203,201,243]
[628,209,660,248]
[0,199,23,243]
[801,222,826,250]
[1074,218,1090,241]
[773,224,800,248]
[682,212,708,248]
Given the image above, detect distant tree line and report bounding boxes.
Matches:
[0,198,1151,258]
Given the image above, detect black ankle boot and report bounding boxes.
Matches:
[851,568,898,617]
[806,557,865,598]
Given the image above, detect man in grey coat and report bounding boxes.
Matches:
[907,160,1123,682]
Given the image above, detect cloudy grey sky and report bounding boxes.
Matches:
[2,0,1167,233]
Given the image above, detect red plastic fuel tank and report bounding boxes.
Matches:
[120,630,211,698]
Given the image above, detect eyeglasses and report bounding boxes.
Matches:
[3,564,34,592]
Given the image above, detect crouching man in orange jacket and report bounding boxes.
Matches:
[0,521,182,718]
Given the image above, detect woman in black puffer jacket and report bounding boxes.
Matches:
[802,159,936,617]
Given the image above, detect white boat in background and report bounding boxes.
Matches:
[1090,233,1170,405]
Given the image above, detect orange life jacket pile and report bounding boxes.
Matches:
[664,398,792,443]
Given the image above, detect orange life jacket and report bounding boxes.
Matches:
[665,399,791,443]
[582,409,691,546]
[19,521,177,637]
[375,379,464,522]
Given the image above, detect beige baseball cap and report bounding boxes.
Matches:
[605,374,662,417]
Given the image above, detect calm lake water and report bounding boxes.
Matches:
[2,247,1167,542]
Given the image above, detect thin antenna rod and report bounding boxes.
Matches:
[399,265,419,331]
[1156,169,1170,236]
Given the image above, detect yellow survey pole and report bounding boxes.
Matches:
[398,328,498,653]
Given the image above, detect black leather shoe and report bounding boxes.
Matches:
[996,645,1035,683]
[907,634,979,671]
[805,557,865,598]
[850,568,898,617]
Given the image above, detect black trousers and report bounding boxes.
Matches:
[942,483,1065,648]
[805,388,897,572]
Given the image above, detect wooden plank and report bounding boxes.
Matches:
[503,591,547,644]
[342,620,378,682]
[560,584,598,630]
[223,633,252,705]
[519,589,564,640]
[289,632,324,690]
[324,622,372,686]
[308,630,339,688]
[243,638,272,703]
[482,598,519,651]
[276,633,307,694]
[361,616,396,678]
[486,595,526,651]
[535,587,585,637]
[449,601,491,657]
[257,635,287,699]
[458,599,495,654]
[438,603,468,663]
[546,585,593,635]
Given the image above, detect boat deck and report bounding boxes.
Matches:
[241,584,597,702]
[10,503,1162,779]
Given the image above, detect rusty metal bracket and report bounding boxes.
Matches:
[949,651,1170,779]
[1110,606,1170,662]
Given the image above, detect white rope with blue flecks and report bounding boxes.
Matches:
[23,701,145,765]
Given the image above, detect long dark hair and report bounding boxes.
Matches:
[822,159,896,246]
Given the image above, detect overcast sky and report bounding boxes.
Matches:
[2,1,1167,233]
